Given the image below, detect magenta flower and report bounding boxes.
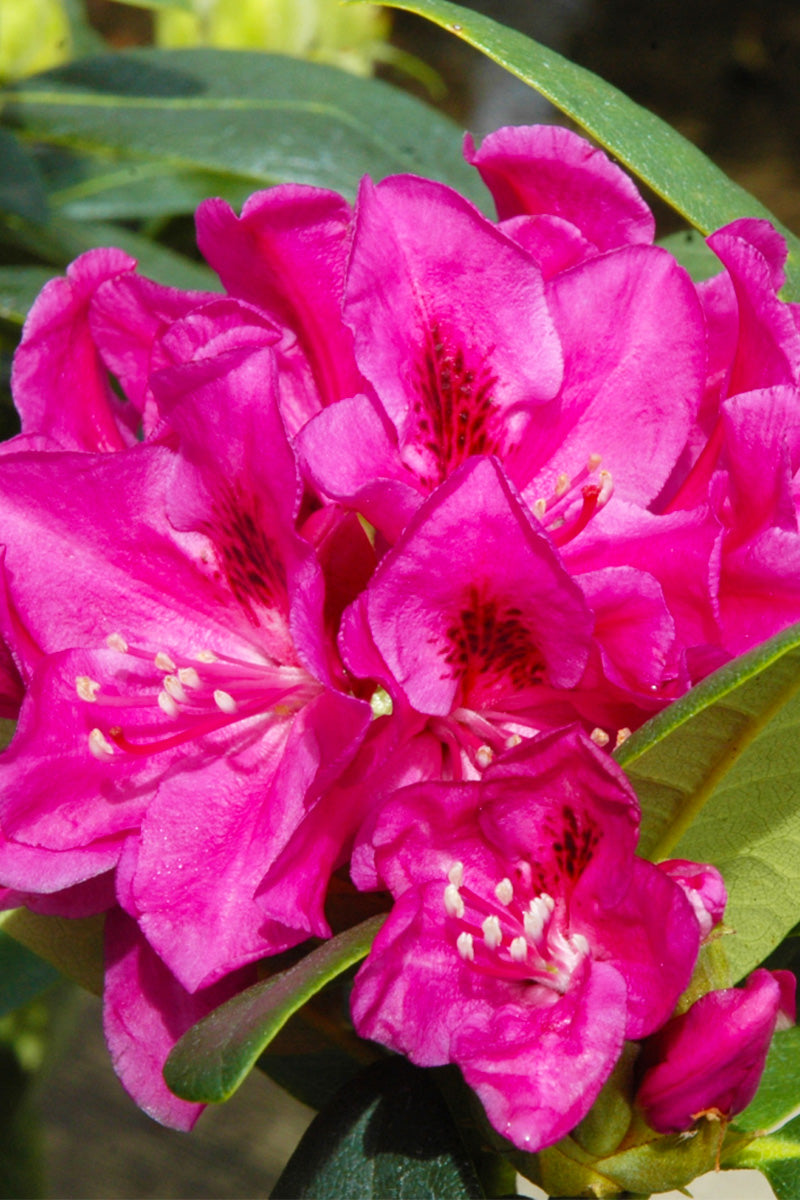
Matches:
[0,315,370,1122]
[351,727,702,1152]
[637,968,796,1133]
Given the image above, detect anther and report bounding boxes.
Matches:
[457,931,475,961]
[509,937,528,962]
[615,727,631,748]
[533,498,547,521]
[475,744,493,769]
[154,651,176,672]
[448,862,464,888]
[213,689,237,714]
[444,883,465,919]
[76,676,101,702]
[106,633,128,653]
[555,473,570,498]
[163,675,187,703]
[178,667,201,689]
[483,914,502,949]
[590,727,610,747]
[587,452,602,471]
[495,877,514,906]
[158,690,179,718]
[88,728,115,760]
[196,650,217,663]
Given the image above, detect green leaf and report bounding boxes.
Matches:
[0,931,59,1018]
[614,620,800,982]
[0,267,58,324]
[736,1027,800,1135]
[355,0,800,300]
[164,914,386,1104]
[40,146,253,221]
[730,1113,800,1200]
[0,910,104,996]
[271,1058,485,1200]
[0,210,218,292]
[1,49,488,209]
[658,229,723,284]
[0,130,48,224]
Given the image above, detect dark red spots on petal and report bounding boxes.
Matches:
[207,486,288,626]
[443,583,545,702]
[413,321,500,488]
[549,805,600,884]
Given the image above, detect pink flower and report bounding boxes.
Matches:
[351,728,702,1152]
[0,313,369,1123]
[637,968,797,1133]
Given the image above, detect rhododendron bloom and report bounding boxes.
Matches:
[351,728,702,1151]
[637,968,796,1132]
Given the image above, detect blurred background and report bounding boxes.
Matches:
[1,0,799,1194]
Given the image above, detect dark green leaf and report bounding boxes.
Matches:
[614,620,800,981]
[0,210,218,292]
[0,931,59,1018]
[0,267,58,324]
[1,49,489,208]
[0,910,104,997]
[123,0,194,10]
[356,0,800,299]
[0,130,48,224]
[40,146,253,221]
[164,914,385,1104]
[271,1058,485,1200]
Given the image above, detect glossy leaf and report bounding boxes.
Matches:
[0,909,104,996]
[615,621,800,982]
[0,930,59,1017]
[271,1058,485,1200]
[658,229,722,284]
[164,914,386,1104]
[356,0,800,299]
[1,49,488,208]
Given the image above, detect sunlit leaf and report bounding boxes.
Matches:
[615,621,800,982]
[354,0,800,299]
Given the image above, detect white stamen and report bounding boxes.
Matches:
[524,900,548,942]
[196,650,217,663]
[509,936,528,962]
[590,727,610,747]
[213,689,237,714]
[370,686,393,719]
[505,733,523,750]
[88,728,115,760]
[457,931,475,961]
[555,473,570,498]
[533,498,547,521]
[444,883,465,919]
[482,914,502,950]
[76,676,101,702]
[154,651,176,672]
[495,877,513,906]
[158,690,179,718]
[106,633,128,653]
[615,727,632,749]
[178,667,201,689]
[573,933,590,956]
[475,744,493,769]
[164,675,187,703]
[587,452,602,471]
[448,861,464,888]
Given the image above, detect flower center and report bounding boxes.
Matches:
[442,861,589,994]
[78,633,320,760]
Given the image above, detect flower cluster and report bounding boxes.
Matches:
[0,125,796,1147]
